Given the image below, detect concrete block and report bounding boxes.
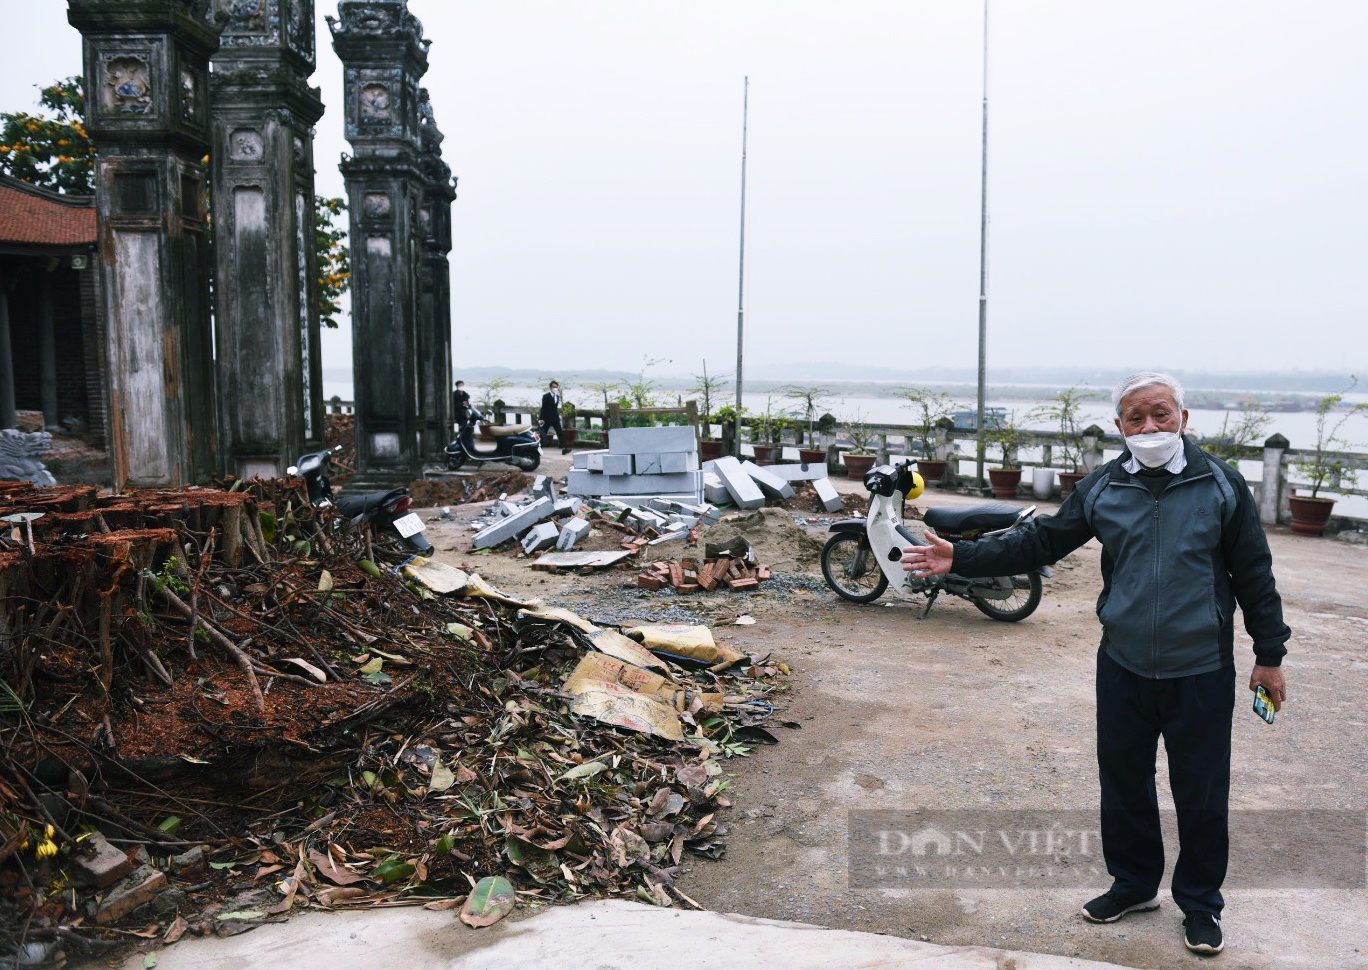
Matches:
[472,496,554,549]
[608,426,698,455]
[628,507,669,530]
[553,496,584,518]
[72,831,136,888]
[710,456,765,509]
[600,471,704,496]
[767,461,828,482]
[493,499,521,518]
[521,522,560,554]
[814,477,845,513]
[587,452,633,475]
[634,451,697,475]
[566,469,612,496]
[95,866,167,924]
[532,475,556,500]
[557,517,592,550]
[573,450,606,470]
[703,472,730,506]
[598,492,705,508]
[740,460,797,500]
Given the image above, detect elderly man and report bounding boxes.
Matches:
[901,372,1289,958]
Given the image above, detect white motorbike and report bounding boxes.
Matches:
[820,459,1050,621]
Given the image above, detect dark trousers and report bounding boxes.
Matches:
[540,416,565,450]
[1095,649,1234,916]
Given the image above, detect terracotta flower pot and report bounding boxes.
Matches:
[988,467,1023,499]
[843,453,877,479]
[1288,495,1336,536]
[1059,471,1087,498]
[750,444,776,464]
[699,439,725,461]
[917,459,948,486]
[799,448,827,466]
[562,428,579,448]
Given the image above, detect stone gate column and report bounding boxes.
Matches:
[68,0,221,487]
[210,0,326,479]
[418,89,456,454]
[328,0,428,483]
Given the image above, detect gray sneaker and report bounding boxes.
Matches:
[1081,890,1161,923]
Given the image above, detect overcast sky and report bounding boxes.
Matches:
[6,1,1366,380]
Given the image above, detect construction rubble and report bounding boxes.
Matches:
[0,474,790,967]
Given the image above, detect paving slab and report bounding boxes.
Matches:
[607,425,698,455]
[114,899,1142,970]
[740,460,797,500]
[709,456,765,509]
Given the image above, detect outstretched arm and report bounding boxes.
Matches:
[901,531,955,577]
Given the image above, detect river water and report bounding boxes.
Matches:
[324,378,1368,517]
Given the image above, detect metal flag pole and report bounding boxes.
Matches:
[974,0,991,491]
[733,77,749,458]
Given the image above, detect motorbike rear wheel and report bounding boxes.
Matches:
[444,451,467,471]
[821,533,889,603]
[512,454,541,472]
[969,572,1043,622]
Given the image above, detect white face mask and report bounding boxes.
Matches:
[1125,430,1183,469]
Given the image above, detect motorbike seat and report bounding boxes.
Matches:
[482,423,532,437]
[923,503,1025,536]
[334,488,407,517]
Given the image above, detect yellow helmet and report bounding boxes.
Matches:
[905,471,925,501]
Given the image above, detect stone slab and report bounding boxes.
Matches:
[573,450,607,470]
[594,471,703,496]
[767,461,829,482]
[740,460,798,500]
[556,517,592,550]
[95,865,167,924]
[709,456,765,509]
[703,472,730,506]
[634,451,697,475]
[521,522,560,554]
[607,426,698,455]
[587,453,633,475]
[814,477,844,513]
[532,475,556,500]
[472,496,553,549]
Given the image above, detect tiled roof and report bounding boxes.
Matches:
[0,176,96,247]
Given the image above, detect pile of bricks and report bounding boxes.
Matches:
[636,554,772,593]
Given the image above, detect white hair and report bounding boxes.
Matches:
[1112,372,1185,415]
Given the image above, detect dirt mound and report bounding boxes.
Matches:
[407,471,531,507]
[705,507,826,574]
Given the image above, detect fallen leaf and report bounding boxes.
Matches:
[557,761,607,782]
[318,570,334,593]
[308,848,366,886]
[459,875,516,927]
[429,761,456,793]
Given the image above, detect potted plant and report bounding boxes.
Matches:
[1028,385,1091,496]
[841,411,878,479]
[560,398,580,448]
[900,387,955,486]
[713,403,747,459]
[782,384,831,462]
[690,363,731,457]
[1289,381,1367,536]
[984,411,1026,498]
[1195,403,1272,462]
[749,397,783,464]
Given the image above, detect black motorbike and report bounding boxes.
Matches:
[444,412,542,472]
[289,446,433,556]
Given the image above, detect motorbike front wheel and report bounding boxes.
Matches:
[821,533,889,603]
[969,572,1043,622]
[512,454,541,472]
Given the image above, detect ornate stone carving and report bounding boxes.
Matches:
[105,56,153,115]
[229,128,264,161]
[359,82,392,121]
[179,69,198,120]
[363,192,391,218]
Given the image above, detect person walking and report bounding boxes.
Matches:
[540,380,570,455]
[900,371,1289,958]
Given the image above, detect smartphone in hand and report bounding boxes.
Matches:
[1253,685,1276,725]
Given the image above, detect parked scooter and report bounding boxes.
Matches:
[289,445,433,556]
[821,458,1050,621]
[443,411,542,472]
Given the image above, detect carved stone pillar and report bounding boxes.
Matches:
[329,0,429,483]
[417,89,456,454]
[210,0,325,479]
[67,0,221,487]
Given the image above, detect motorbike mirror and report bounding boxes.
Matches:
[286,465,299,476]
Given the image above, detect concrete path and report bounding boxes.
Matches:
[117,900,1143,970]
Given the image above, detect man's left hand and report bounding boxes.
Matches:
[1250,665,1287,711]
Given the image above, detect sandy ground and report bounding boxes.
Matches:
[416,449,1368,970]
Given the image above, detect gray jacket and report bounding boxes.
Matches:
[953,436,1290,679]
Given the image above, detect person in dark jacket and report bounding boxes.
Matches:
[539,380,570,454]
[452,381,473,430]
[901,371,1289,958]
